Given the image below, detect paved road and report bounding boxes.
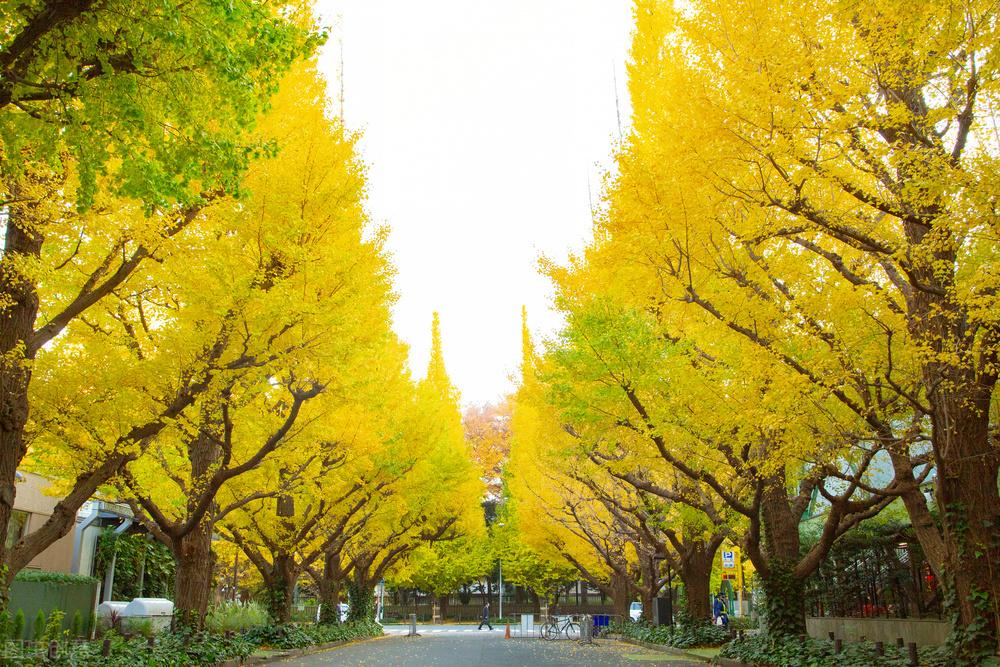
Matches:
[382,623,508,636]
[275,625,706,666]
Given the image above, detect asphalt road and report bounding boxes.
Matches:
[274,625,706,666]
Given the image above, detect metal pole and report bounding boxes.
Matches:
[378,581,385,622]
[498,560,503,621]
[137,534,150,598]
[666,564,674,627]
[407,613,419,637]
[231,550,239,601]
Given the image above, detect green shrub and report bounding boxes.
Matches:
[28,629,253,666]
[13,570,99,585]
[612,619,729,648]
[727,614,758,631]
[206,600,270,633]
[0,610,9,641]
[13,609,25,640]
[33,609,45,640]
[244,619,383,649]
[43,609,65,642]
[71,610,83,638]
[719,633,956,667]
[125,617,155,638]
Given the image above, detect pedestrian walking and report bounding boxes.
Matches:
[478,601,493,630]
[713,594,729,627]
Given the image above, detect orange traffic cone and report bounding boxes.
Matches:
[504,623,511,639]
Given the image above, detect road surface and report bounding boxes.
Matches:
[274,624,706,666]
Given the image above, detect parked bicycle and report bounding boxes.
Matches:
[540,615,579,640]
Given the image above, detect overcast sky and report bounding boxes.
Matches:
[314,1,633,405]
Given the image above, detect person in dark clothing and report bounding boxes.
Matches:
[713,594,729,627]
[478,602,493,630]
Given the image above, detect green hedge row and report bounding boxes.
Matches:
[612,620,730,649]
[245,618,384,649]
[0,620,383,666]
[719,633,957,667]
[13,571,98,585]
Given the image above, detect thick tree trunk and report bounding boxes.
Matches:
[609,571,631,621]
[932,387,1000,655]
[640,587,655,624]
[756,472,806,637]
[317,553,342,624]
[266,553,298,624]
[437,594,449,620]
[904,220,1000,654]
[346,573,375,622]
[679,542,715,623]
[172,522,216,628]
[530,590,541,615]
[0,191,44,610]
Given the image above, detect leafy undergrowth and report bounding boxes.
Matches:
[0,620,382,666]
[719,633,956,667]
[612,620,730,649]
[245,618,383,649]
[1,630,255,667]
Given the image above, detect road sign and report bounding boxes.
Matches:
[722,551,736,569]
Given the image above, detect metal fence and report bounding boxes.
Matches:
[380,602,616,623]
[804,528,941,620]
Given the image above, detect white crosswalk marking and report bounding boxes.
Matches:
[382,625,507,636]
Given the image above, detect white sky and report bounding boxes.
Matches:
[314,1,633,406]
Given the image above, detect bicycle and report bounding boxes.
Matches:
[540,615,579,640]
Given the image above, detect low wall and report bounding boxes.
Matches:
[9,575,99,639]
[806,616,950,647]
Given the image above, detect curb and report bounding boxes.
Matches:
[221,633,389,666]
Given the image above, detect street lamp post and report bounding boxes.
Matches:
[652,553,673,628]
[498,560,503,621]
[495,522,505,623]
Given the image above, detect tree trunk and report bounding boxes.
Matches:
[266,553,298,625]
[609,571,631,621]
[640,586,655,624]
[888,447,946,579]
[904,219,1000,655]
[932,386,1000,656]
[756,472,806,637]
[172,522,216,628]
[0,187,44,610]
[346,573,375,622]
[679,543,715,624]
[437,594,449,620]
[317,552,342,624]
[530,589,541,615]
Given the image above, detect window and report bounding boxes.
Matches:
[5,510,28,550]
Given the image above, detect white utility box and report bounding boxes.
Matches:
[122,597,174,632]
[97,601,128,618]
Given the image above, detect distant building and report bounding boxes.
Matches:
[11,472,135,587]
[9,471,75,573]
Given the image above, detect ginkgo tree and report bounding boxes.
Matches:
[28,61,396,626]
[221,337,419,623]
[0,0,318,607]
[508,310,730,622]
[584,0,999,654]
[331,314,484,621]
